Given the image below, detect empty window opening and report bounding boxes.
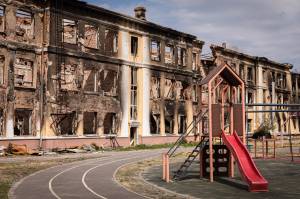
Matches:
[239,64,244,79]
[247,67,253,82]
[164,79,174,99]
[0,6,4,32]
[165,116,173,134]
[83,112,97,135]
[247,119,252,133]
[61,63,79,91]
[178,115,186,134]
[150,40,160,61]
[14,109,32,136]
[165,45,174,64]
[99,70,118,96]
[0,109,3,136]
[104,29,118,55]
[247,91,253,104]
[150,114,160,134]
[84,24,98,49]
[131,36,138,56]
[58,113,76,136]
[130,68,137,120]
[103,113,116,134]
[83,69,99,93]
[0,55,4,84]
[178,47,186,67]
[263,70,267,83]
[192,53,197,70]
[282,74,287,89]
[192,85,198,102]
[150,77,160,99]
[14,58,33,87]
[63,19,77,44]
[16,9,33,37]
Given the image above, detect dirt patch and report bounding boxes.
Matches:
[115,153,191,199]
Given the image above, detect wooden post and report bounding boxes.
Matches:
[254,139,257,158]
[162,153,166,181]
[273,139,276,158]
[262,136,265,159]
[166,154,170,183]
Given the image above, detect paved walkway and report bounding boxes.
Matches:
[10,150,165,199]
[143,158,300,199]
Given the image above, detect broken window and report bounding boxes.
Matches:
[14,109,32,136]
[84,24,98,49]
[61,63,79,91]
[58,113,76,136]
[247,119,252,133]
[177,47,186,67]
[192,85,197,102]
[63,19,77,44]
[150,77,160,99]
[178,115,186,134]
[0,109,3,136]
[0,6,4,32]
[150,114,160,134]
[131,36,138,56]
[282,74,287,89]
[104,29,118,54]
[0,55,4,84]
[164,79,174,99]
[83,112,97,135]
[130,68,137,120]
[83,69,98,93]
[247,91,253,104]
[99,70,118,96]
[14,58,33,87]
[165,45,174,65]
[239,64,244,79]
[174,81,183,100]
[103,113,116,134]
[150,40,160,61]
[165,116,173,134]
[16,9,33,38]
[263,70,267,83]
[192,53,197,71]
[247,67,253,82]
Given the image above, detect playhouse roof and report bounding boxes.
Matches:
[200,63,243,86]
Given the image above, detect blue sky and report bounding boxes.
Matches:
[86,0,300,70]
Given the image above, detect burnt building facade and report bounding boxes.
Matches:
[0,0,204,149]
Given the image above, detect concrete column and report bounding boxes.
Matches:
[76,113,84,136]
[173,101,179,135]
[120,65,130,137]
[185,100,193,134]
[6,50,15,138]
[119,30,130,137]
[138,68,151,136]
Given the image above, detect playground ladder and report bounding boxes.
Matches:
[173,136,209,180]
[167,109,208,157]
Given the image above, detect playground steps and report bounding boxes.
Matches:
[173,136,209,180]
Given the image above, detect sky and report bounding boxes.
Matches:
[86,0,300,71]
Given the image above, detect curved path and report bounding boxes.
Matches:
[10,149,165,199]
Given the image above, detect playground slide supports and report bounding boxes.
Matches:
[162,153,170,182]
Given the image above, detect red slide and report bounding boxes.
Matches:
[222,131,268,192]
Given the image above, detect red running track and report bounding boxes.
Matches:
[222,131,268,192]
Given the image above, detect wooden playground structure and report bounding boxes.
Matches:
[162,63,268,192]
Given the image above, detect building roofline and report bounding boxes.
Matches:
[210,44,293,69]
[66,0,204,44]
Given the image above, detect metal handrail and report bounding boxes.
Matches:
[167,109,208,157]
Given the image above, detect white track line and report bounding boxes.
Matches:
[48,155,124,199]
[82,153,157,199]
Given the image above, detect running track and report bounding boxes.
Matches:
[9,150,166,199]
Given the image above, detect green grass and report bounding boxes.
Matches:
[115,141,198,151]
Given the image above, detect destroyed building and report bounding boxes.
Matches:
[0,0,297,149]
